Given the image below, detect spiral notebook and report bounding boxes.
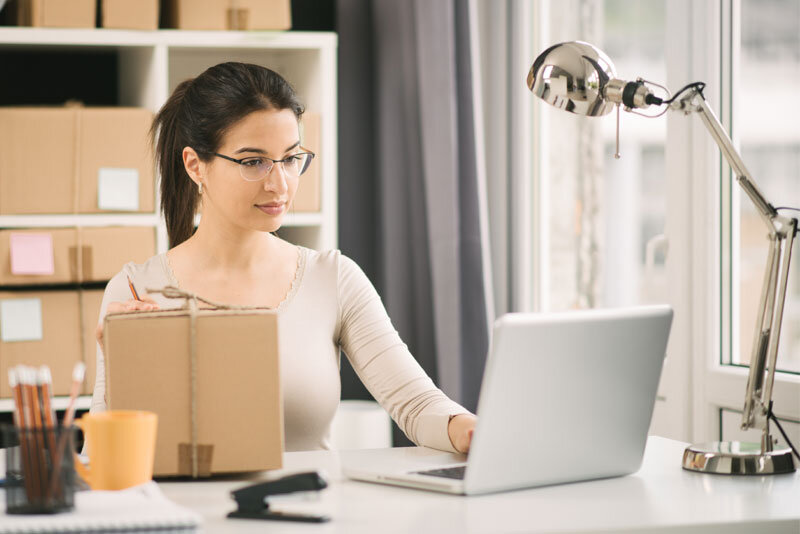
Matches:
[0,482,201,533]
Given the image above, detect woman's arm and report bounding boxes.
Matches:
[90,271,159,413]
[336,253,475,453]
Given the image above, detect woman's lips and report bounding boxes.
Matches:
[256,202,286,216]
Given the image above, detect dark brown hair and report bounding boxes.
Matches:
[151,62,304,247]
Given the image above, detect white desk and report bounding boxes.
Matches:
[158,436,800,533]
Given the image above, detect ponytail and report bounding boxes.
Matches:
[150,63,304,248]
[151,79,197,248]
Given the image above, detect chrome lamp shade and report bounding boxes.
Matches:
[527,41,617,117]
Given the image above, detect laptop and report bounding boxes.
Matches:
[342,305,673,495]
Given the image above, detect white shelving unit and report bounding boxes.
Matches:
[0,28,338,411]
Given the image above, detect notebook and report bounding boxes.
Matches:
[0,481,201,533]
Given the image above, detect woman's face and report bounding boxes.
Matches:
[199,107,301,234]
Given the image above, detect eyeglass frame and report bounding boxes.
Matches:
[201,149,316,181]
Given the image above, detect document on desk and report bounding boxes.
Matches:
[0,482,201,533]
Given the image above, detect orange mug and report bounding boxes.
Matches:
[74,410,158,490]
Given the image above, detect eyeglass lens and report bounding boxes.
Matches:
[240,154,312,181]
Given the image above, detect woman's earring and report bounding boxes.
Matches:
[198,182,203,194]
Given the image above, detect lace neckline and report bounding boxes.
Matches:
[160,245,307,312]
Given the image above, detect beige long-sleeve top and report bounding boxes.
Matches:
[90,246,471,452]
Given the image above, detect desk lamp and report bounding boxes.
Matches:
[527,41,798,475]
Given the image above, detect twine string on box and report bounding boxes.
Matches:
[146,286,269,478]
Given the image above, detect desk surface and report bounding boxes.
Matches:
[158,436,800,534]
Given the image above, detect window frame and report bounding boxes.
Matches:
[678,0,800,443]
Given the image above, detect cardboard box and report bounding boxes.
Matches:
[13,0,96,28]
[0,107,155,215]
[0,228,77,286]
[80,290,104,396]
[164,0,291,31]
[0,226,155,285]
[79,226,156,281]
[293,112,321,212]
[101,0,159,30]
[78,108,156,214]
[0,108,75,214]
[0,290,81,397]
[104,308,283,476]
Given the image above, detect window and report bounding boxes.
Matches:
[730,0,800,374]
[540,0,667,311]
[527,0,800,443]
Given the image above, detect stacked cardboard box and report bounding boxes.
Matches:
[0,227,155,286]
[12,0,96,28]
[0,224,154,395]
[100,0,159,30]
[0,102,157,399]
[5,0,293,30]
[0,289,103,397]
[164,0,291,31]
[0,107,155,215]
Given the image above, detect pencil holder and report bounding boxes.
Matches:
[2,424,76,514]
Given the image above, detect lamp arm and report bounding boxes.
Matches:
[675,91,778,224]
[673,89,799,437]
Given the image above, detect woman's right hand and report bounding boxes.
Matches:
[95,297,160,348]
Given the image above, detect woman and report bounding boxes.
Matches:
[92,62,476,453]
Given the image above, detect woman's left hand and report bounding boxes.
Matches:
[448,414,477,454]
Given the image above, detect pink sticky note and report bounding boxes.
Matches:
[9,233,55,275]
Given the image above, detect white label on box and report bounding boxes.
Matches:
[0,298,43,343]
[97,168,140,211]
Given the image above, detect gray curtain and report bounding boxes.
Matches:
[338,0,491,421]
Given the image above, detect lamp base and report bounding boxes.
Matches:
[682,441,796,475]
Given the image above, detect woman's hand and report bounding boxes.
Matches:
[95,297,159,348]
[448,414,477,454]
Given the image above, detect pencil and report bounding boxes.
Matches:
[39,366,58,432]
[127,275,142,301]
[21,368,43,501]
[29,368,49,499]
[38,367,59,498]
[9,368,34,501]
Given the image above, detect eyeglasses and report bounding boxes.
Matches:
[207,150,315,181]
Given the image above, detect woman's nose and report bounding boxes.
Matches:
[263,163,288,193]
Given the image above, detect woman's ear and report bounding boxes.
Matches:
[182,146,204,188]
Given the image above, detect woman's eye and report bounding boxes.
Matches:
[285,155,301,163]
[242,158,264,167]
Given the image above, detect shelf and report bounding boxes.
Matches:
[0,395,92,413]
[0,214,160,228]
[0,27,337,49]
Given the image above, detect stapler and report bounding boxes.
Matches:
[227,471,331,523]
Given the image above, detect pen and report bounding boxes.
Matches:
[127,275,142,301]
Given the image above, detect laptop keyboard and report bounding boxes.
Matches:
[413,465,467,480]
